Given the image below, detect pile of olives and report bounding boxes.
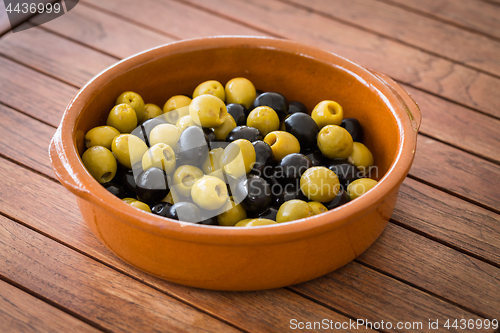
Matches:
[81,77,378,227]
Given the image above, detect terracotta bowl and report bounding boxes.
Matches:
[49,36,421,291]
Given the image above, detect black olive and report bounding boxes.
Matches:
[203,127,217,144]
[233,175,272,214]
[151,202,173,216]
[273,153,312,184]
[103,182,127,199]
[284,113,319,151]
[169,202,202,223]
[140,117,168,146]
[324,189,351,210]
[114,166,137,197]
[326,159,361,190]
[305,149,329,167]
[177,126,210,166]
[226,103,249,126]
[250,140,274,177]
[249,206,278,221]
[136,167,169,205]
[288,101,308,115]
[255,89,264,98]
[252,92,289,121]
[226,126,263,142]
[341,118,364,142]
[271,179,308,207]
[198,216,219,225]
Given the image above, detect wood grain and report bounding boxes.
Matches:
[0,279,101,333]
[0,215,240,333]
[382,0,500,40]
[0,56,77,127]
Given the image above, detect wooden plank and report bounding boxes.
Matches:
[0,279,101,333]
[284,0,500,77]
[177,0,500,118]
[0,104,56,177]
[0,0,10,35]
[30,3,175,59]
[394,178,500,266]
[0,158,371,333]
[0,56,77,127]
[0,214,240,333]
[0,24,117,87]
[292,263,494,333]
[358,223,500,319]
[382,0,500,40]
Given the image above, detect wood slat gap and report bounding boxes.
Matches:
[0,100,57,129]
[0,152,58,184]
[480,0,500,7]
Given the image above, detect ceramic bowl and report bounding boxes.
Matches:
[49,36,421,291]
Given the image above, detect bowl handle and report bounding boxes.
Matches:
[368,69,421,132]
[49,126,93,201]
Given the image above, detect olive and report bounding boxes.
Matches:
[142,143,176,174]
[171,165,204,197]
[114,166,137,197]
[220,139,256,178]
[288,101,308,115]
[116,91,146,123]
[226,126,263,143]
[276,199,313,223]
[143,103,163,122]
[324,188,351,210]
[348,142,374,176]
[263,131,301,161]
[251,206,278,221]
[169,202,202,223]
[308,201,328,215]
[273,153,312,184]
[326,159,361,190]
[82,146,117,183]
[246,106,280,136]
[217,199,247,226]
[102,182,127,199]
[317,125,353,160]
[255,89,264,97]
[226,103,249,126]
[107,103,138,133]
[191,175,228,210]
[141,117,168,137]
[284,113,319,151]
[111,134,148,169]
[176,126,210,166]
[202,148,225,179]
[305,149,329,167]
[163,95,191,113]
[212,113,237,141]
[163,106,190,124]
[234,218,254,226]
[151,202,173,217]
[250,140,274,177]
[85,126,120,150]
[122,198,151,213]
[271,179,308,207]
[347,178,378,200]
[198,216,219,225]
[311,100,343,129]
[300,166,340,202]
[189,94,227,128]
[241,218,277,227]
[233,175,272,214]
[176,115,197,132]
[225,77,257,109]
[193,80,225,101]
[252,92,288,121]
[135,167,169,205]
[147,123,180,152]
[341,118,364,142]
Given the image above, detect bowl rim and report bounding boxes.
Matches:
[50,36,419,245]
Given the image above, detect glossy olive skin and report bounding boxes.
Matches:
[176,126,210,166]
[85,126,120,150]
[308,201,328,215]
[246,106,280,136]
[226,126,263,143]
[311,100,343,129]
[148,123,180,150]
[191,175,228,210]
[252,206,278,221]
[151,202,173,217]
[348,142,374,176]
[250,140,274,176]
[82,146,117,184]
[135,167,169,205]
[142,143,176,174]
[168,202,202,223]
[107,103,138,133]
[171,165,204,197]
[305,149,329,167]
[114,166,137,197]
[300,166,340,202]
[273,153,312,184]
[116,91,146,123]
[263,131,301,161]
[198,216,219,225]
[143,103,163,121]
[276,199,313,223]
[326,159,361,190]
[317,125,353,160]
[139,117,168,145]
[288,101,308,115]
[163,95,191,114]
[103,182,127,199]
[189,94,227,128]
[217,199,247,226]
[341,118,364,142]
[212,114,236,141]
[225,77,257,109]
[252,92,288,121]
[220,139,256,178]
[271,179,308,207]
[347,178,378,200]
[111,134,149,169]
[226,103,249,126]
[284,113,319,151]
[324,188,351,210]
[203,127,217,143]
[234,175,272,214]
[193,80,225,101]
[123,198,151,213]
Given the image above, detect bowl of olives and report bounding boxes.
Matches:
[49,36,420,291]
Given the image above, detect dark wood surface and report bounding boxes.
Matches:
[0,1,499,332]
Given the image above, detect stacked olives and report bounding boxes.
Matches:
[81,77,378,227]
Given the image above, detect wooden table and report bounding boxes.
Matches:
[1,0,499,332]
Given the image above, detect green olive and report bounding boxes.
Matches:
[163,95,191,113]
[163,106,190,124]
[276,199,313,223]
[348,142,374,176]
[143,103,162,121]
[212,113,236,140]
[263,131,300,161]
[85,126,120,150]
[191,175,228,210]
[107,103,138,133]
[247,106,280,136]
[220,139,256,178]
[202,148,225,179]
[234,218,254,226]
[217,199,247,226]
[148,124,180,151]
[225,77,256,109]
[176,115,196,132]
[122,198,151,212]
[317,125,353,159]
[193,80,225,102]
[171,165,204,197]
[142,143,176,174]
[162,189,183,205]
[82,146,117,183]
[111,134,148,169]
[308,201,328,215]
[189,94,227,128]
[300,166,340,202]
[116,91,146,123]
[245,219,277,226]
[311,100,343,129]
[347,178,378,200]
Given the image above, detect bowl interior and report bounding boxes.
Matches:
[75,45,399,183]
